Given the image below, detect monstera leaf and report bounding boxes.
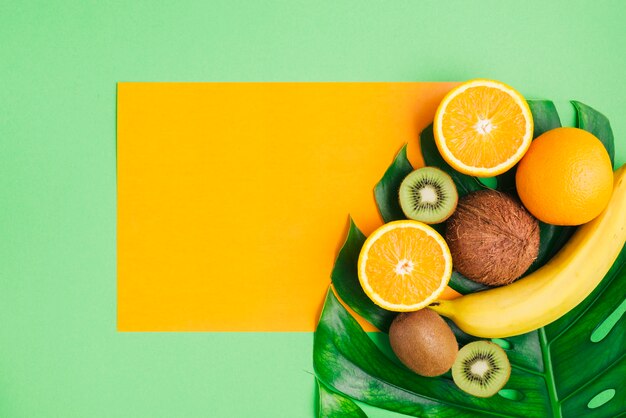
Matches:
[330,218,396,332]
[495,100,562,195]
[314,247,625,417]
[505,100,575,275]
[572,101,615,167]
[415,100,615,291]
[317,378,367,418]
[314,101,624,416]
[374,144,413,223]
[419,124,484,197]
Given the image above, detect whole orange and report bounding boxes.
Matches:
[515,127,613,225]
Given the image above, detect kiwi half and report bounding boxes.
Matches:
[452,341,511,398]
[399,167,458,224]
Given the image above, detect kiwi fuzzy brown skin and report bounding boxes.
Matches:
[445,189,540,286]
[388,309,458,377]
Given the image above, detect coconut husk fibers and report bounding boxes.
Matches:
[445,189,540,286]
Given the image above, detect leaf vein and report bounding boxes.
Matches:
[548,261,625,344]
[559,351,626,405]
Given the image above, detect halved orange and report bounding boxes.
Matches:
[357,220,452,312]
[434,79,533,177]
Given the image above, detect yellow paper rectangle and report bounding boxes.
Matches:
[117,82,457,331]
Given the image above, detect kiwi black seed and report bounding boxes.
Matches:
[399,167,458,224]
[452,341,511,398]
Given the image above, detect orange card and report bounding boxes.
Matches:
[117,82,457,331]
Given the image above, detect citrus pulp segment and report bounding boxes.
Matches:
[434,79,533,177]
[357,220,452,312]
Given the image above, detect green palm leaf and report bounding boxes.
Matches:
[317,378,368,417]
[315,247,624,417]
[374,144,413,223]
[314,101,624,417]
[330,218,396,332]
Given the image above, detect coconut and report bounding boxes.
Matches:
[445,189,540,286]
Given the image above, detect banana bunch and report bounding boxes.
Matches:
[429,164,626,338]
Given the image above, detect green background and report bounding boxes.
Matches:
[1,1,625,417]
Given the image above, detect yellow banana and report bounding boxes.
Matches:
[429,164,626,338]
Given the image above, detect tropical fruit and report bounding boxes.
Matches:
[399,167,458,224]
[516,127,613,225]
[434,79,533,177]
[452,341,511,398]
[358,220,452,311]
[445,189,540,286]
[429,165,626,338]
[389,309,458,376]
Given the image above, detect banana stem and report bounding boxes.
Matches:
[428,300,455,318]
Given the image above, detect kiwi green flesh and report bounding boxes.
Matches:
[452,341,511,398]
[399,167,458,224]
